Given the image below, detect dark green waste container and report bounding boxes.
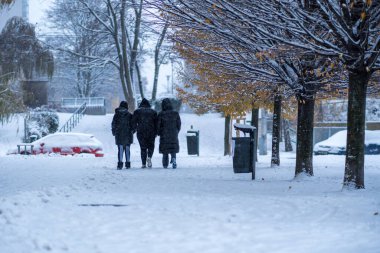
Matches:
[186,127,199,156]
[232,123,256,179]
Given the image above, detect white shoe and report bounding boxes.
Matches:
[147,157,152,168]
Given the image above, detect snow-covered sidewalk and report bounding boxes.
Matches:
[0,113,379,253]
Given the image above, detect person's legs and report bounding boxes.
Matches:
[117,145,124,169]
[146,141,155,168]
[147,141,155,158]
[171,153,177,169]
[125,145,131,168]
[118,145,124,162]
[141,148,147,167]
[162,153,169,168]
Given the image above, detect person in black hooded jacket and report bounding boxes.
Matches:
[157,98,181,168]
[112,101,134,169]
[132,98,158,168]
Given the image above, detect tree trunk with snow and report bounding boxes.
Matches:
[295,96,315,176]
[344,71,369,189]
[151,60,160,102]
[224,115,231,156]
[120,0,135,110]
[151,22,169,102]
[128,0,143,89]
[283,119,293,152]
[271,94,282,167]
[135,61,144,99]
[279,117,283,142]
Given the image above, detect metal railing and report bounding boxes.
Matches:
[61,97,105,108]
[59,102,87,132]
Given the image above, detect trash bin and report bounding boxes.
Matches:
[232,137,251,173]
[232,123,256,179]
[186,125,199,156]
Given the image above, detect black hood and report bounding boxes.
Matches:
[139,98,151,108]
[116,106,129,115]
[119,101,128,110]
[161,98,173,111]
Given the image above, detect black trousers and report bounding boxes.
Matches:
[162,153,176,167]
[141,146,154,165]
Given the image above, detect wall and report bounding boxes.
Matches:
[21,80,48,108]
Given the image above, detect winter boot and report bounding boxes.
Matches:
[141,164,146,168]
[147,157,152,168]
[125,162,131,169]
[171,158,177,169]
[117,162,123,170]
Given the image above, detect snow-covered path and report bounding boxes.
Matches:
[0,114,379,253]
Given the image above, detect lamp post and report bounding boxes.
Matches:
[171,58,174,94]
[166,75,170,94]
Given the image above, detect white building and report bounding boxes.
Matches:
[0,0,29,31]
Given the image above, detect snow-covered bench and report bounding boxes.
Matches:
[17,144,34,155]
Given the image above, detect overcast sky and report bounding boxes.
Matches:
[29,0,51,26]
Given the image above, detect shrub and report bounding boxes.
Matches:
[26,107,59,141]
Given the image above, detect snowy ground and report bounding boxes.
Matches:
[0,113,379,253]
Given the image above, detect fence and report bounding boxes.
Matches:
[61,97,106,115]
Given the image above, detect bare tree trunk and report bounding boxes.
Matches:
[151,22,169,102]
[251,107,259,162]
[129,0,143,84]
[76,64,83,97]
[120,0,135,111]
[279,116,283,142]
[135,61,144,99]
[224,114,231,156]
[271,94,282,166]
[106,0,129,106]
[283,119,293,152]
[84,69,91,97]
[151,61,160,101]
[295,96,315,176]
[344,71,369,189]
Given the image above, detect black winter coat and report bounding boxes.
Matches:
[157,98,181,154]
[112,107,134,145]
[132,98,158,148]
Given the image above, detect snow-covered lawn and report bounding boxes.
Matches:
[0,113,379,253]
